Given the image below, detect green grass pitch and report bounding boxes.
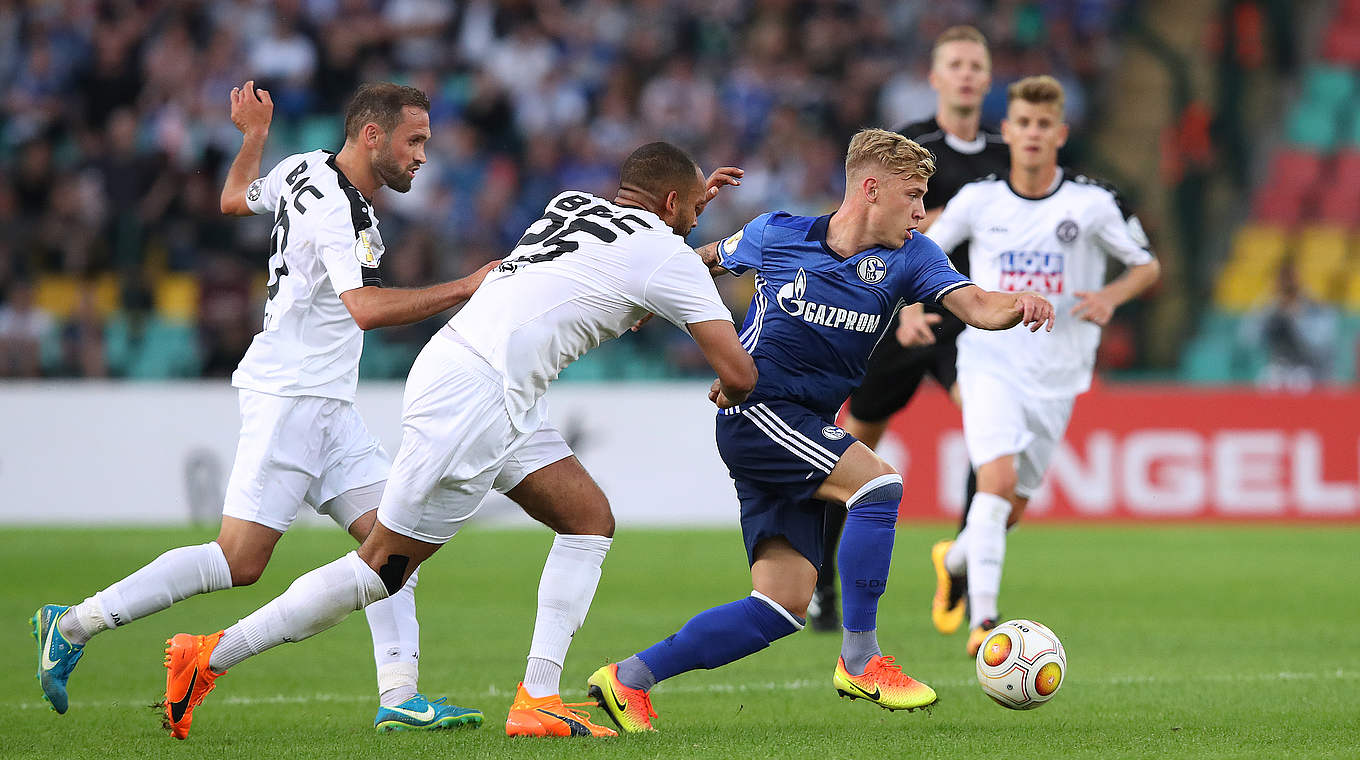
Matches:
[4,524,1357,759]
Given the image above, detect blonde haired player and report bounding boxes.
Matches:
[586,129,1055,733]
[926,75,1161,655]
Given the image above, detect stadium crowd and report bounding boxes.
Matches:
[0,0,1131,379]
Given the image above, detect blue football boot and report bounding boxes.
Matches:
[374,693,483,732]
[32,604,85,714]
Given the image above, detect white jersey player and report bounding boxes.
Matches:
[35,82,495,733]
[925,75,1160,656]
[161,142,757,740]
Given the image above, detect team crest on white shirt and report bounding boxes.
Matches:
[857,255,886,284]
[1056,219,1079,243]
[354,227,384,268]
[247,178,263,203]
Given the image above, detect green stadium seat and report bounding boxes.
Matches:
[297,116,343,152]
[1286,102,1341,151]
[105,316,202,379]
[1302,64,1356,109]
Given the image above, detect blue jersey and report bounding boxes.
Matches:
[718,212,971,418]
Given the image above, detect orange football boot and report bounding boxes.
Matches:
[504,682,617,737]
[162,632,226,739]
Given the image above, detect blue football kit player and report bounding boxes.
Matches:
[588,129,1056,732]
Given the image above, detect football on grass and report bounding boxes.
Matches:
[975,619,1066,710]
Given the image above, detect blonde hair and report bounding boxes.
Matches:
[845,128,936,181]
[1008,75,1066,114]
[931,25,990,68]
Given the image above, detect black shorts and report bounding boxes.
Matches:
[848,311,960,424]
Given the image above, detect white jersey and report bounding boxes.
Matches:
[928,169,1154,398]
[447,191,733,431]
[233,150,384,402]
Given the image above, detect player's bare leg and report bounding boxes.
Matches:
[503,456,617,737]
[954,454,1017,655]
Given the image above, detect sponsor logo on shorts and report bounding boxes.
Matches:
[822,425,846,440]
[998,251,1063,294]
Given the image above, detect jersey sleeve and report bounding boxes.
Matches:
[715,213,773,274]
[641,248,734,331]
[1092,193,1155,266]
[903,235,972,304]
[244,159,292,216]
[925,185,975,254]
[314,203,382,296]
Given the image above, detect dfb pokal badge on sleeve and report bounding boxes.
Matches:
[355,227,384,268]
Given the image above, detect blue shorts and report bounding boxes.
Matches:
[715,400,859,568]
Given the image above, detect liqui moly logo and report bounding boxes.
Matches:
[999,251,1064,294]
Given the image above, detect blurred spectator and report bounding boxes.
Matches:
[0,280,54,377]
[1240,263,1339,390]
[0,0,1133,379]
[57,286,109,378]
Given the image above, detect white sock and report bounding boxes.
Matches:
[59,542,232,646]
[965,492,1012,628]
[522,534,612,699]
[367,568,420,707]
[944,529,968,575]
[209,551,389,672]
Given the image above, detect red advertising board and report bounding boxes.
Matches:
[852,385,1360,521]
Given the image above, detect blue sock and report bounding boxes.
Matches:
[633,594,802,685]
[838,477,902,632]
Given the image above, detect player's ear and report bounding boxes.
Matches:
[363,123,381,149]
[664,189,679,215]
[863,176,878,202]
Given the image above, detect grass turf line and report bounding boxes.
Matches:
[4,525,1358,759]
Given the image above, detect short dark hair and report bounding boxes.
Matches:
[618,142,701,198]
[343,83,431,139]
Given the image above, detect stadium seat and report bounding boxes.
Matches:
[1228,223,1289,268]
[1285,102,1341,151]
[1294,226,1351,301]
[34,276,81,318]
[1302,64,1356,109]
[154,274,200,322]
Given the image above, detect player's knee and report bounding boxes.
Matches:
[847,473,903,509]
[558,497,614,537]
[976,466,1017,497]
[223,553,268,586]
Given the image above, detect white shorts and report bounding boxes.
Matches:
[378,331,573,544]
[222,389,391,533]
[958,370,1075,499]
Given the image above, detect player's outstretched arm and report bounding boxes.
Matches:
[694,241,733,277]
[688,319,757,408]
[1070,259,1160,326]
[339,260,499,330]
[220,81,274,216]
[941,284,1056,332]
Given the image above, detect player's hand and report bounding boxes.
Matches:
[1015,292,1055,332]
[460,259,502,294]
[696,167,743,216]
[708,377,738,408]
[895,304,941,347]
[630,313,655,332]
[1070,290,1115,326]
[230,81,273,137]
